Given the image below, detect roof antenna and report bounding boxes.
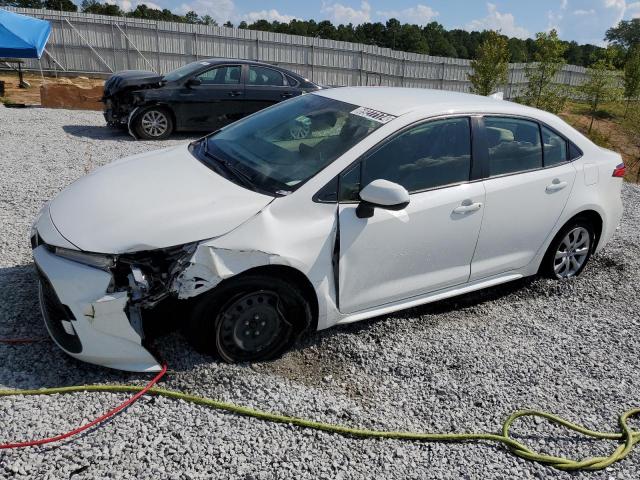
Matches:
[489,92,504,100]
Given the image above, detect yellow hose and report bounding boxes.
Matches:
[1,384,638,471]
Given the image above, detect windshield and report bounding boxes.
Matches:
[200,94,387,195]
[163,61,210,82]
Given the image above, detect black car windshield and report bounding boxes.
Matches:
[163,61,210,82]
[200,94,386,195]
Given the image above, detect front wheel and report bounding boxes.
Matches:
[541,218,595,279]
[133,107,174,140]
[185,275,312,363]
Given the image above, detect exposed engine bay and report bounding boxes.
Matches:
[102,70,163,127]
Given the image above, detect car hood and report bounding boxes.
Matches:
[103,70,163,99]
[49,144,274,254]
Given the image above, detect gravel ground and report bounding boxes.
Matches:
[1,105,639,480]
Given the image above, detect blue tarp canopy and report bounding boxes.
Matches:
[0,9,51,59]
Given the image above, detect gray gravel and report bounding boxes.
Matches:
[1,104,639,479]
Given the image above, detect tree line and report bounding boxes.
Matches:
[6,0,639,68]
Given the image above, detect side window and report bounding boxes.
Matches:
[285,75,299,87]
[485,117,542,176]
[361,117,471,193]
[569,141,583,160]
[339,164,361,202]
[248,66,285,86]
[541,126,568,166]
[196,65,241,85]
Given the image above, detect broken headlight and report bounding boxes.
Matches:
[53,247,116,270]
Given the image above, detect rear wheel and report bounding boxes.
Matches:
[542,218,595,279]
[185,275,311,363]
[134,107,174,140]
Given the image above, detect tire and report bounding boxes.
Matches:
[185,274,312,363]
[541,217,595,280]
[133,106,174,140]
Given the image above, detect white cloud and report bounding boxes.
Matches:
[466,3,529,39]
[175,0,235,22]
[376,4,439,25]
[573,8,596,15]
[242,9,296,23]
[604,0,627,23]
[321,1,371,25]
[627,1,640,17]
[561,0,569,8]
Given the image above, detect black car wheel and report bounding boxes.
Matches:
[185,274,312,363]
[134,107,174,140]
[541,217,595,279]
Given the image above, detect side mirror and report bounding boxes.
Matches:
[186,77,202,87]
[356,179,410,219]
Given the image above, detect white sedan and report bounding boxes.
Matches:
[31,87,624,371]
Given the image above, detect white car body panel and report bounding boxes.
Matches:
[338,182,486,313]
[470,162,577,281]
[34,246,161,372]
[31,87,624,371]
[49,144,273,253]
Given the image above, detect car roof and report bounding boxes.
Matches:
[313,86,549,119]
[200,58,308,79]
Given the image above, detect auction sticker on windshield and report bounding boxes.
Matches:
[350,106,396,124]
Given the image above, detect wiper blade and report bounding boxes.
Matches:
[201,140,257,190]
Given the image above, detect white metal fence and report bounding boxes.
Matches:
[3,7,590,98]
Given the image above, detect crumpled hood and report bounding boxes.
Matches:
[102,70,163,99]
[49,144,273,254]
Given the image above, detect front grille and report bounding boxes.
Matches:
[37,271,82,354]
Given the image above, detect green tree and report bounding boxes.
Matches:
[623,45,640,117]
[81,0,121,15]
[44,0,77,11]
[507,37,527,63]
[579,50,622,132]
[468,30,510,96]
[183,10,199,24]
[605,19,640,50]
[522,29,568,113]
[10,0,44,7]
[397,24,428,54]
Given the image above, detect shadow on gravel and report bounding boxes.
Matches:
[313,276,538,341]
[62,124,196,142]
[62,124,130,140]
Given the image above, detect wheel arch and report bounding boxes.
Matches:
[222,264,319,332]
[567,209,603,249]
[128,102,177,137]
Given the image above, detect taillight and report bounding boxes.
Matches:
[612,163,626,178]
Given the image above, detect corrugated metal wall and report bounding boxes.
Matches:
[3,7,589,97]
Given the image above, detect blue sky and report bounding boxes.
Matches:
[106,0,640,45]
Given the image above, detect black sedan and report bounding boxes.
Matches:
[102,59,321,139]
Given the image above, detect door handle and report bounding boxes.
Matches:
[453,202,482,214]
[281,92,294,98]
[546,179,568,192]
[228,91,243,97]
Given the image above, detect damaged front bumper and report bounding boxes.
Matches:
[32,245,162,372]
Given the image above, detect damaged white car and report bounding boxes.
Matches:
[31,87,624,372]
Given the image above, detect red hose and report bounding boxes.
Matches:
[0,336,168,449]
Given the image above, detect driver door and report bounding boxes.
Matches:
[174,64,245,131]
[338,117,486,314]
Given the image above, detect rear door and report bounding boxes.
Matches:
[173,64,245,131]
[243,65,299,116]
[470,116,577,281]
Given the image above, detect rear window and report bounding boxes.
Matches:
[541,125,568,167]
[485,117,542,176]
